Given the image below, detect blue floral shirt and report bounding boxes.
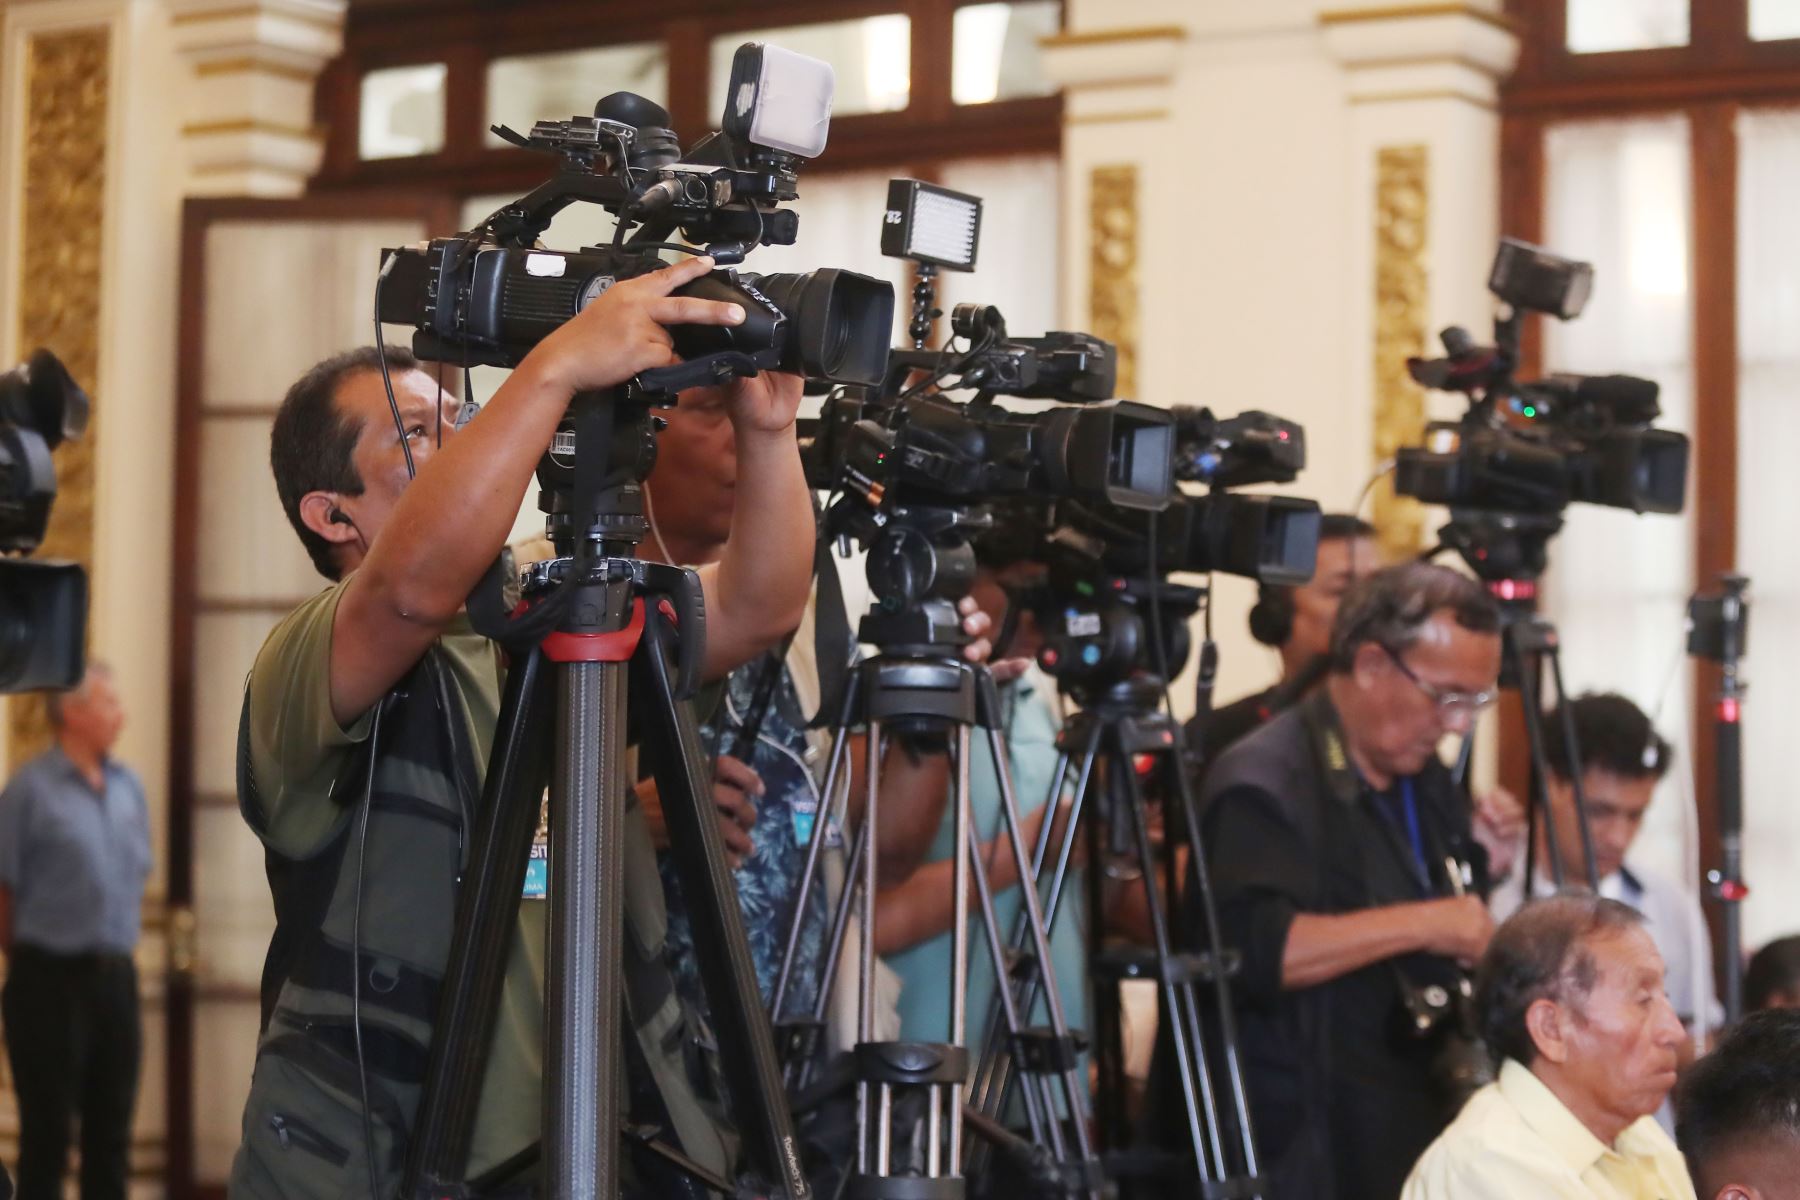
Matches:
[661,647,832,1018]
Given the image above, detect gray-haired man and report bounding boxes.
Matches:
[1405,895,1693,1198]
[1192,562,1521,1200]
[0,664,152,1200]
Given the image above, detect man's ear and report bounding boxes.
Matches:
[298,492,357,545]
[1525,997,1571,1065]
[1717,1187,1756,1200]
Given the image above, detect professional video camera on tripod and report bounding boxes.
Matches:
[1,348,89,695]
[373,43,895,1200]
[1396,235,1690,899]
[789,238,1170,1196]
[969,404,1318,1200]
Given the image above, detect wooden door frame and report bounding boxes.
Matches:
[166,190,458,1199]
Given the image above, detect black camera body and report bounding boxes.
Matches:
[1395,364,1689,517]
[886,309,1116,403]
[379,48,895,394]
[1172,406,1305,488]
[381,242,891,386]
[829,394,1174,516]
[1397,239,1690,534]
[1,348,89,693]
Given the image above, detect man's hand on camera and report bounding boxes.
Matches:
[956,595,1031,682]
[635,753,763,869]
[1420,894,1497,968]
[725,370,804,435]
[530,255,745,396]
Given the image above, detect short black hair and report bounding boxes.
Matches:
[1675,1009,1800,1191]
[1318,513,1376,544]
[1253,514,1378,636]
[1543,692,1673,782]
[1328,561,1500,672]
[270,347,415,580]
[1476,894,1646,1068]
[1745,935,1800,1012]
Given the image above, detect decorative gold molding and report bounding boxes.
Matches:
[1372,144,1430,561]
[1089,165,1139,400]
[1319,2,1515,32]
[182,116,320,139]
[9,29,109,757]
[170,4,343,32]
[1066,108,1172,126]
[193,55,320,82]
[1040,24,1186,49]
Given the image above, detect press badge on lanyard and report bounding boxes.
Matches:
[792,789,842,849]
[792,795,819,847]
[524,791,550,900]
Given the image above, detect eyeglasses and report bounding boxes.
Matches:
[1381,645,1497,720]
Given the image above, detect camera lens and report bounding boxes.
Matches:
[747,269,894,386]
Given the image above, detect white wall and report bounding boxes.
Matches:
[1049,1,1515,739]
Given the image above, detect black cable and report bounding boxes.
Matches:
[895,327,994,403]
[352,704,385,1200]
[373,252,417,481]
[1143,509,1179,720]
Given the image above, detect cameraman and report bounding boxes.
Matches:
[1193,563,1516,1199]
[231,256,809,1198]
[634,380,999,1020]
[1190,514,1381,763]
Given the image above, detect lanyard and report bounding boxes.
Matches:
[1396,777,1428,891]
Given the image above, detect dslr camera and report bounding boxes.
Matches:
[1,349,89,693]
[379,43,895,394]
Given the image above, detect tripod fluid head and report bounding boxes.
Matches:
[857,503,990,654]
[1026,571,1200,710]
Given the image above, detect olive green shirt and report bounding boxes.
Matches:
[245,578,544,1178]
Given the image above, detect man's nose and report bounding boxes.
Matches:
[1441,706,1476,737]
[1654,995,1686,1045]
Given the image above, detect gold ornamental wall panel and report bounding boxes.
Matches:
[8,27,110,757]
[1373,144,1429,561]
[1088,164,1139,400]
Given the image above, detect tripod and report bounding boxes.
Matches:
[964,665,1262,1200]
[1691,573,1750,1023]
[768,595,1100,1200]
[1428,514,1601,895]
[397,389,809,1200]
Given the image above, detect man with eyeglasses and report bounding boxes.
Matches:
[1193,562,1521,1199]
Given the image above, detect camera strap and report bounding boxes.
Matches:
[808,528,854,730]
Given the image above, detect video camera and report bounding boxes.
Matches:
[378,43,895,395]
[1396,238,1690,544]
[1,349,89,693]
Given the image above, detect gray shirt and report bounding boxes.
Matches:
[0,745,151,955]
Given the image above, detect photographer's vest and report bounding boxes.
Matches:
[228,651,729,1199]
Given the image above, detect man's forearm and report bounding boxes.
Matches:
[701,423,813,676]
[360,359,572,624]
[873,831,1024,955]
[873,752,952,885]
[1281,904,1435,990]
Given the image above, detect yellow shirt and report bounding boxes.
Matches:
[1402,1060,1696,1200]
